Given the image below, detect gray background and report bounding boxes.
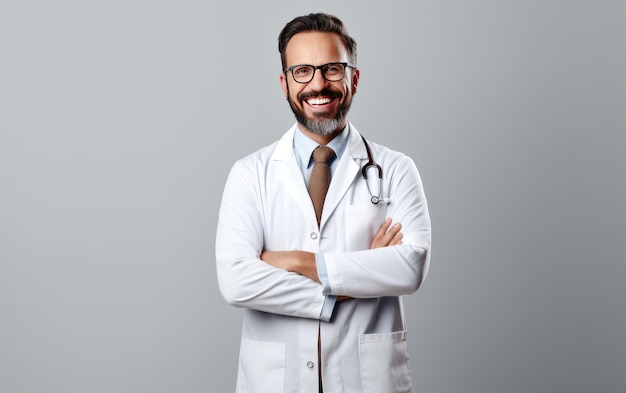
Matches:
[2,1,625,392]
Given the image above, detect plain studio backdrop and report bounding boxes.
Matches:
[1,1,625,392]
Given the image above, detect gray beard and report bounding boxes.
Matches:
[288,97,350,137]
[298,114,344,136]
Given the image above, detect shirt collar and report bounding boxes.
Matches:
[293,124,350,171]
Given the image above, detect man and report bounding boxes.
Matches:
[216,13,431,393]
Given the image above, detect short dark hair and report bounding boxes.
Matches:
[278,13,357,70]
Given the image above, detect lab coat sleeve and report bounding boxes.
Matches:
[215,158,328,320]
[323,153,432,298]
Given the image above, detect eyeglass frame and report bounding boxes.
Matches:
[283,62,356,84]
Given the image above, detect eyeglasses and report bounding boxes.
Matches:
[284,62,355,84]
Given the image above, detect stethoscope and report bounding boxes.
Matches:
[360,135,390,205]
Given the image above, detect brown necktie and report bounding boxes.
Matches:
[308,146,336,226]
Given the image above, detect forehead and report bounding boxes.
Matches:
[284,31,348,66]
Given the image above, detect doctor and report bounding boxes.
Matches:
[216,13,431,393]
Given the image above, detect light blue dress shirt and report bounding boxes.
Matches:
[293,125,349,321]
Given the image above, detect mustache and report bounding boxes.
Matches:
[298,88,343,102]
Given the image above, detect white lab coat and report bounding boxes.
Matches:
[216,123,431,393]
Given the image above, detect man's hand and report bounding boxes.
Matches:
[370,218,403,249]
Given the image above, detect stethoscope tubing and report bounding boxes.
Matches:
[360,135,386,205]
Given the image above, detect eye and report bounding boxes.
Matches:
[293,66,313,76]
[324,64,342,74]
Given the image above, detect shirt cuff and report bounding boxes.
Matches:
[316,253,336,321]
[319,295,336,322]
[316,253,331,294]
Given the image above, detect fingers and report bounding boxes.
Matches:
[371,218,392,245]
[383,222,402,246]
[370,218,403,249]
[389,230,403,246]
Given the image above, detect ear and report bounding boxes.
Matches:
[280,73,289,98]
[351,68,360,95]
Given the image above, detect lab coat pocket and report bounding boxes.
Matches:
[345,204,387,251]
[359,331,412,393]
[237,338,285,393]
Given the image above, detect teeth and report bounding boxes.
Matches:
[307,97,332,105]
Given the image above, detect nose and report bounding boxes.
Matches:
[307,68,329,90]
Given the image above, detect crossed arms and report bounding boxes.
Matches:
[260,218,403,284]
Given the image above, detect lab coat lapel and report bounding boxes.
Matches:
[272,126,318,226]
[320,124,368,227]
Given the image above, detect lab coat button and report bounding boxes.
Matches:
[307,361,315,368]
[310,232,318,239]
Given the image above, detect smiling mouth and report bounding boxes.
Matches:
[300,88,342,107]
[305,96,333,106]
